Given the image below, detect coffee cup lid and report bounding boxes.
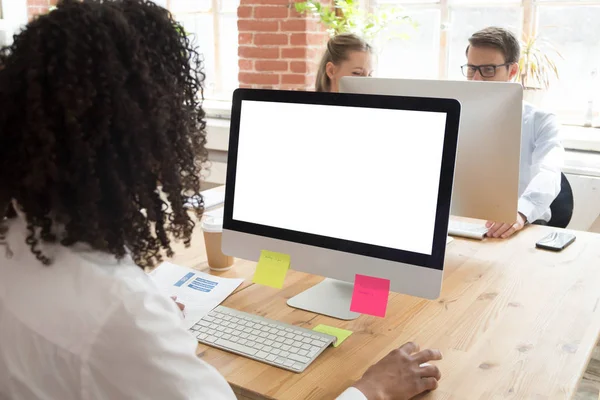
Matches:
[201,216,223,233]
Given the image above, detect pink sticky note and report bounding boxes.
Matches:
[350,274,390,318]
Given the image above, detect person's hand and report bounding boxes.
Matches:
[352,342,442,400]
[486,212,527,239]
[170,295,185,312]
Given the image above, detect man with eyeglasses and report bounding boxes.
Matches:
[462,26,564,238]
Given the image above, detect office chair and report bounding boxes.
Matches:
[547,172,574,229]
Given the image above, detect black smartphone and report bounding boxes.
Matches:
[535,232,576,252]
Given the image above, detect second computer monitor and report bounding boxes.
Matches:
[340,77,522,224]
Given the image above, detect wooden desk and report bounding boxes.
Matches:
[174,209,600,400]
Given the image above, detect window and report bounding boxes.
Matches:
[367,0,600,124]
[169,0,240,101]
[0,0,27,47]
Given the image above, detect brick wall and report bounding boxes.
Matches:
[27,0,57,20]
[237,0,329,91]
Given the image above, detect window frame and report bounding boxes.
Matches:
[168,0,238,102]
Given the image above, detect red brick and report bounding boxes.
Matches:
[239,59,254,71]
[281,47,307,59]
[238,20,278,32]
[239,72,280,85]
[289,33,327,45]
[28,0,50,6]
[254,6,289,19]
[255,60,288,72]
[238,46,279,59]
[280,19,306,32]
[237,6,253,18]
[238,33,253,45]
[282,74,308,85]
[290,61,308,73]
[254,33,288,46]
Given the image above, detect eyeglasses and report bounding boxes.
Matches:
[461,63,512,78]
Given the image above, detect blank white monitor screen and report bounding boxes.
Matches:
[232,100,447,256]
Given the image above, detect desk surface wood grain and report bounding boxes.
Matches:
[170,196,600,400]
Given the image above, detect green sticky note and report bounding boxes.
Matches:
[313,324,353,348]
[252,250,291,289]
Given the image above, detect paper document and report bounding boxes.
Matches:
[150,262,243,329]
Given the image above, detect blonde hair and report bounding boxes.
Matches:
[315,33,372,92]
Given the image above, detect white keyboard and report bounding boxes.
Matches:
[448,220,489,240]
[190,306,336,373]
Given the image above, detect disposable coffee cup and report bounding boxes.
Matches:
[201,216,234,271]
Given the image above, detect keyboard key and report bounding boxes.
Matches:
[302,337,312,344]
[225,328,234,334]
[230,318,239,323]
[238,339,248,345]
[199,321,210,327]
[247,341,256,348]
[266,354,277,362]
[215,338,258,356]
[292,362,304,371]
[271,349,281,355]
[243,328,253,334]
[289,353,310,363]
[268,334,277,340]
[298,350,309,356]
[256,338,266,344]
[275,357,286,365]
[230,337,240,343]
[280,351,290,358]
[263,346,273,353]
[294,335,304,341]
[301,344,311,350]
[197,333,208,340]
[281,345,291,351]
[240,333,249,339]
[265,340,274,346]
[248,335,257,341]
[252,329,261,336]
[285,332,295,339]
[289,347,300,354]
[214,332,224,338]
[284,360,295,367]
[275,336,286,343]
[312,340,327,347]
[261,325,270,332]
[272,342,282,349]
[256,351,269,359]
[222,334,232,340]
[205,336,217,343]
[254,344,264,350]
[232,330,242,336]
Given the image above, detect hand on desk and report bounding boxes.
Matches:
[353,342,442,400]
[486,212,527,239]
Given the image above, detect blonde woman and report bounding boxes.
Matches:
[315,33,374,92]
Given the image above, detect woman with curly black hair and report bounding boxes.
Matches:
[0,0,237,398]
[0,2,443,399]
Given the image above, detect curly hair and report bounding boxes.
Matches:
[0,0,207,268]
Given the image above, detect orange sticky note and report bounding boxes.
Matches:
[349,274,390,318]
[252,250,290,289]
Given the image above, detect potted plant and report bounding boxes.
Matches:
[518,33,562,106]
[294,0,415,46]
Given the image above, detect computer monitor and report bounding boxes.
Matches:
[340,77,523,224]
[222,89,460,320]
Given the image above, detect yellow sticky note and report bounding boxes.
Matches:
[313,324,353,348]
[252,250,291,289]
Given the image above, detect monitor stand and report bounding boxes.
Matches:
[287,278,360,320]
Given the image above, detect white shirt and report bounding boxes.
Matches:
[0,216,366,400]
[518,102,564,223]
